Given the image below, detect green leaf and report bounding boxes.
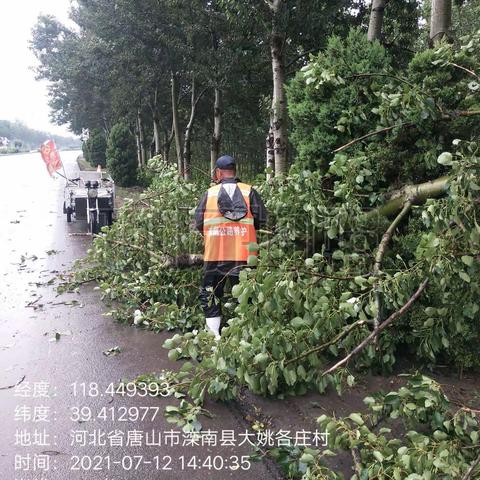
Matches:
[253,352,269,365]
[299,453,315,464]
[231,284,243,298]
[459,271,471,283]
[437,152,453,166]
[327,226,337,239]
[168,349,179,361]
[373,450,384,462]
[291,317,311,328]
[305,258,315,267]
[461,255,474,267]
[349,413,364,425]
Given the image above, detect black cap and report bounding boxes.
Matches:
[215,155,236,170]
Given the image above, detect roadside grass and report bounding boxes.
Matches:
[115,186,144,209]
[76,154,96,171]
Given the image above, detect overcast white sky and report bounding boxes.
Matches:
[0,0,75,137]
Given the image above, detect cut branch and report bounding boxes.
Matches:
[322,278,429,376]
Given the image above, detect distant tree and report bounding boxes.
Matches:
[83,128,107,167]
[0,119,79,150]
[106,122,137,187]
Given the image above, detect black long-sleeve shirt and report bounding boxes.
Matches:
[195,177,267,233]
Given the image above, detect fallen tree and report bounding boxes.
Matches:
[69,31,480,407]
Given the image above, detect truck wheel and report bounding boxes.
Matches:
[66,207,72,223]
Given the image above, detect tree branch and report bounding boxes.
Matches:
[351,447,363,477]
[333,110,480,154]
[322,278,429,376]
[463,453,480,480]
[285,48,322,69]
[345,72,416,88]
[373,200,412,274]
[332,123,412,153]
[447,62,480,81]
[284,320,366,366]
[372,200,413,332]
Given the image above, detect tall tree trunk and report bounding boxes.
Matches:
[270,0,288,176]
[163,119,174,164]
[153,114,161,156]
[266,123,274,181]
[430,0,452,44]
[150,88,162,157]
[171,71,183,176]
[182,77,196,181]
[137,110,146,167]
[135,127,142,169]
[210,88,222,172]
[182,78,207,181]
[367,0,387,42]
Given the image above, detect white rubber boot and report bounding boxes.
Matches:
[205,316,221,340]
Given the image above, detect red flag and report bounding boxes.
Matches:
[40,139,63,176]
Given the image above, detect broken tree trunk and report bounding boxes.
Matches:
[367,176,450,218]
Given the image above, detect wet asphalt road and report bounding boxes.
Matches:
[0,152,279,480]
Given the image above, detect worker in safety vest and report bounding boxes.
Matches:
[195,155,267,339]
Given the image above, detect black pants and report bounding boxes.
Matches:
[199,272,240,318]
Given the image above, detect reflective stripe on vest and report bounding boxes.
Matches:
[203,182,257,262]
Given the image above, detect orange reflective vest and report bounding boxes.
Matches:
[203,182,257,262]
